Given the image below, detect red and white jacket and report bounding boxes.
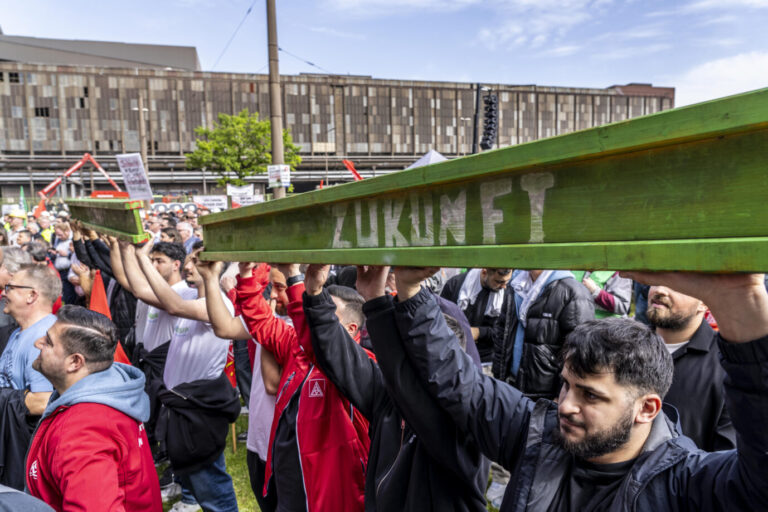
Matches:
[236,265,371,512]
[26,402,161,512]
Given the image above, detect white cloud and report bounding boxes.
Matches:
[542,44,582,57]
[672,51,768,106]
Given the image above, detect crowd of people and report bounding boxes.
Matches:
[0,204,765,512]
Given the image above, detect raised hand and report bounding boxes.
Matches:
[196,260,223,281]
[356,265,390,302]
[394,266,441,301]
[305,264,330,295]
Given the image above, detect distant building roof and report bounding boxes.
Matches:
[0,33,200,71]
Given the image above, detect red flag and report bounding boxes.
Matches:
[32,198,46,219]
[90,270,131,365]
[224,342,237,387]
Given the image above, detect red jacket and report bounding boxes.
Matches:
[26,403,162,512]
[236,266,371,512]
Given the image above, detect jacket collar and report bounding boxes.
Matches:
[672,319,716,359]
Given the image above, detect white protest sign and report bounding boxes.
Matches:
[116,153,153,201]
[231,194,265,207]
[115,153,152,201]
[192,195,228,211]
[268,164,291,188]
[226,183,254,196]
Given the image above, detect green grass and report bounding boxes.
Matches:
[160,413,260,512]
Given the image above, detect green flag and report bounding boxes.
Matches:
[18,186,27,214]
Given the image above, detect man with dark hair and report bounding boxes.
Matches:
[442,268,514,363]
[123,241,239,511]
[491,269,594,400]
[645,284,735,451]
[15,230,32,247]
[26,305,161,511]
[111,240,195,475]
[207,262,371,511]
[301,264,488,511]
[160,227,183,244]
[388,268,768,511]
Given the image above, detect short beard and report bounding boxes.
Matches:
[555,405,635,460]
[647,308,693,330]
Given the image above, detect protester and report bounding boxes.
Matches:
[112,241,194,460]
[441,268,513,364]
[386,267,768,510]
[15,230,32,247]
[35,214,54,244]
[195,260,280,512]
[0,264,60,488]
[0,247,33,334]
[26,305,162,511]
[161,227,183,244]
[572,270,632,318]
[491,269,594,399]
[6,211,26,246]
[126,241,240,512]
[645,284,736,451]
[177,222,200,254]
[301,263,488,510]
[232,261,369,511]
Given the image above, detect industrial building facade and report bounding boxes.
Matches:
[0,60,674,195]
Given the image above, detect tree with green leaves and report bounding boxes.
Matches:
[185,109,302,187]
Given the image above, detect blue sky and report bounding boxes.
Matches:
[2,0,767,105]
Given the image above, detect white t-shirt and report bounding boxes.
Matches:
[246,340,277,459]
[163,291,234,390]
[665,340,689,355]
[143,281,197,352]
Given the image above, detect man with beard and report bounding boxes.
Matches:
[645,285,735,451]
[388,268,768,511]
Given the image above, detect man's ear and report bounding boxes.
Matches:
[634,393,662,425]
[346,322,359,337]
[697,301,708,315]
[66,353,87,374]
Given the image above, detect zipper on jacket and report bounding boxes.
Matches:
[276,371,296,404]
[375,418,407,498]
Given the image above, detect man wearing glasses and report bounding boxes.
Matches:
[0,263,60,488]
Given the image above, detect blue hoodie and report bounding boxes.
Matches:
[41,363,149,423]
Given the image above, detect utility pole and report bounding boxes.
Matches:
[266,0,286,199]
[138,93,148,172]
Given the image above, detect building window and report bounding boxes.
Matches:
[0,72,3,82]
[9,72,20,83]
[34,107,50,117]
[83,86,89,98]
[79,97,86,108]
[95,141,100,151]
[108,140,114,151]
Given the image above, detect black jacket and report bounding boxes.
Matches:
[492,277,594,399]
[133,340,171,440]
[156,373,240,475]
[398,287,768,511]
[663,320,736,451]
[74,239,137,351]
[303,289,487,512]
[441,272,513,363]
[0,388,35,490]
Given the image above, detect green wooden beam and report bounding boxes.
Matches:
[200,88,768,271]
[65,198,150,244]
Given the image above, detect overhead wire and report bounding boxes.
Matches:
[211,0,259,70]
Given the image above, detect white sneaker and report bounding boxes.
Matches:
[160,482,182,503]
[169,501,202,512]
